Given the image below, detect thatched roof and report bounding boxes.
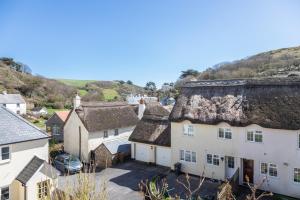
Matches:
[129,103,171,147]
[75,102,139,132]
[170,78,300,130]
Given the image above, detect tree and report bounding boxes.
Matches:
[180,69,199,79]
[126,80,133,85]
[144,81,156,91]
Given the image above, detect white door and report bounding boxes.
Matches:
[156,146,171,167]
[135,143,150,162]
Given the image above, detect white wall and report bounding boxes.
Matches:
[0,139,48,200]
[64,110,89,162]
[26,166,56,200]
[171,121,300,198]
[2,103,26,115]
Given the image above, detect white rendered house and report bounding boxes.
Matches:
[129,103,171,167]
[0,91,26,115]
[64,96,139,163]
[169,78,300,198]
[0,106,57,200]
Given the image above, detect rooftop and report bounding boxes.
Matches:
[170,77,300,130]
[0,93,26,104]
[0,106,49,145]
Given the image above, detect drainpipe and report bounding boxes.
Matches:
[22,183,27,200]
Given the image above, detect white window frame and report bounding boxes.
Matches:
[227,156,234,169]
[218,128,232,140]
[207,153,219,166]
[114,129,119,136]
[179,150,196,163]
[52,125,60,136]
[294,168,300,183]
[268,163,278,177]
[260,162,268,175]
[183,124,194,136]
[246,130,263,143]
[0,146,11,163]
[37,180,50,199]
[0,186,9,200]
[103,130,108,138]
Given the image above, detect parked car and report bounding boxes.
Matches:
[53,153,82,174]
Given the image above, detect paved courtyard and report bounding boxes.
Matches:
[58,161,220,200]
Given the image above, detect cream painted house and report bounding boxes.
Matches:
[0,106,57,200]
[64,96,140,164]
[169,78,300,198]
[129,103,171,167]
[0,91,26,115]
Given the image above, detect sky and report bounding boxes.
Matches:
[0,0,300,87]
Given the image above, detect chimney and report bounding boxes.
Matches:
[73,94,81,109]
[2,91,7,95]
[138,98,146,119]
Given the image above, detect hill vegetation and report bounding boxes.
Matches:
[0,59,146,108]
[176,46,300,86]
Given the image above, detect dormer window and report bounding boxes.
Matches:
[104,131,108,138]
[183,124,194,136]
[114,129,119,136]
[218,128,232,139]
[247,130,263,143]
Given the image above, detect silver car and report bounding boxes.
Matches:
[53,154,83,174]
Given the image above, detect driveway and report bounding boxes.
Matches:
[58,161,220,200]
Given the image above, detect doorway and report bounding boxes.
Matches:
[243,159,254,184]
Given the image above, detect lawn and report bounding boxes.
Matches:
[28,118,46,130]
[57,79,96,88]
[103,89,119,100]
[47,108,68,116]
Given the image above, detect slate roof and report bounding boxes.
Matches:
[75,102,139,132]
[100,137,131,155]
[129,103,171,147]
[16,156,58,185]
[0,106,49,145]
[16,156,44,184]
[170,77,300,130]
[0,93,26,104]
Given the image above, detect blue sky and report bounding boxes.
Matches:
[0,0,300,87]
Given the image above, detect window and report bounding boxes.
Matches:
[192,152,196,163]
[17,110,20,115]
[269,163,278,177]
[114,129,119,136]
[255,131,263,142]
[207,154,219,166]
[180,150,184,161]
[1,187,9,200]
[17,103,20,108]
[183,124,194,136]
[185,151,191,162]
[294,168,300,183]
[218,128,232,139]
[104,131,108,138]
[213,155,220,166]
[247,130,263,143]
[227,157,234,168]
[1,147,10,161]
[37,180,49,199]
[260,163,268,174]
[2,104,6,107]
[180,150,196,163]
[52,125,60,135]
[207,154,212,164]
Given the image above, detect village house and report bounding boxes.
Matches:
[169,78,300,198]
[31,107,48,117]
[63,95,140,166]
[0,106,57,200]
[0,91,26,115]
[46,110,70,142]
[129,102,171,167]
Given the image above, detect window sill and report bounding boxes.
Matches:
[0,159,10,165]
